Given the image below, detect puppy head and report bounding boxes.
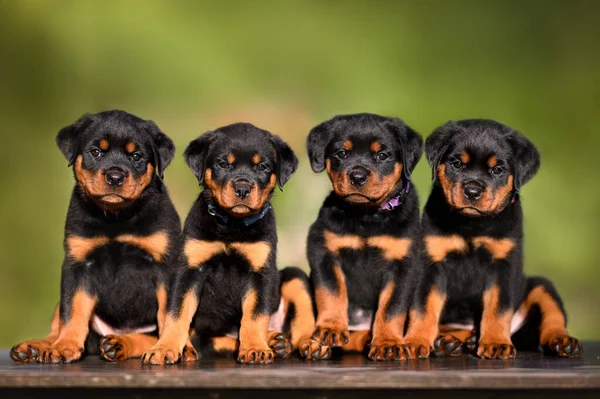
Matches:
[307,113,423,206]
[426,119,540,216]
[184,123,298,217]
[56,110,175,210]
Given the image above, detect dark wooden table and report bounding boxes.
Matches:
[1,343,599,398]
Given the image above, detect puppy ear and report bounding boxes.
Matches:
[425,122,457,181]
[184,131,217,184]
[507,130,540,191]
[56,114,96,166]
[306,120,334,173]
[145,120,175,180]
[271,135,298,190]
[385,119,423,181]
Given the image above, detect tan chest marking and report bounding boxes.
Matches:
[425,235,515,262]
[185,239,272,271]
[115,231,170,262]
[472,236,515,260]
[425,235,469,262]
[67,231,170,263]
[67,236,111,262]
[324,230,412,262]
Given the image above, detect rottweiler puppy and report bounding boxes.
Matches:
[303,113,423,361]
[142,123,310,365]
[10,110,187,364]
[402,119,582,359]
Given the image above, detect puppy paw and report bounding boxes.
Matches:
[10,339,53,363]
[368,340,406,361]
[237,346,274,364]
[312,324,349,347]
[38,340,84,364]
[99,335,129,362]
[142,344,180,365]
[433,334,463,357]
[299,339,331,360]
[268,332,293,359]
[476,341,516,359]
[182,341,199,362]
[545,336,583,358]
[463,331,478,353]
[400,339,431,359]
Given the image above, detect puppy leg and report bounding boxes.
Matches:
[39,289,96,363]
[238,285,274,364]
[514,277,582,357]
[100,333,158,361]
[11,305,60,363]
[312,264,350,348]
[369,281,407,361]
[477,280,516,359]
[279,267,329,360]
[143,268,201,365]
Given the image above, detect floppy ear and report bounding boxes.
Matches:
[385,119,423,181]
[306,120,335,173]
[425,122,457,181]
[271,135,298,190]
[145,121,175,180]
[183,131,217,184]
[56,114,96,166]
[507,130,540,191]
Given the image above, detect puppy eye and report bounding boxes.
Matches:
[335,150,348,159]
[216,160,230,169]
[490,166,504,175]
[257,163,269,172]
[450,160,465,170]
[90,148,102,158]
[376,152,389,161]
[131,153,142,162]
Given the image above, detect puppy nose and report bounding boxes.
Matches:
[349,170,368,187]
[233,181,251,199]
[105,170,125,187]
[463,183,483,201]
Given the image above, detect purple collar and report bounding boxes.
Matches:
[379,181,411,211]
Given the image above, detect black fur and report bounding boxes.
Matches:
[305,113,424,361]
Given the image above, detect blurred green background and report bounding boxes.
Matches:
[1,0,599,345]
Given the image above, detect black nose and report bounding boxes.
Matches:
[349,170,368,187]
[233,181,252,199]
[463,184,483,201]
[105,170,125,187]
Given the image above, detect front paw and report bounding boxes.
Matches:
[477,341,516,359]
[237,345,274,364]
[400,339,431,359]
[142,344,180,365]
[299,339,331,360]
[99,335,128,362]
[312,324,349,347]
[368,340,406,361]
[545,336,583,358]
[38,340,84,364]
[268,333,293,359]
[11,339,52,363]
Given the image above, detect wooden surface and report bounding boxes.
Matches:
[0,342,599,390]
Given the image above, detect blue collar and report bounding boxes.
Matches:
[207,202,271,226]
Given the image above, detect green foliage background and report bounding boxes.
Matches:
[1,0,598,345]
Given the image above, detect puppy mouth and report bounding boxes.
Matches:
[228,204,255,215]
[457,206,488,216]
[98,193,126,204]
[343,193,381,205]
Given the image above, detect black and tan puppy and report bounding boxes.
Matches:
[402,119,582,359]
[142,123,308,365]
[303,113,423,361]
[11,110,186,364]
